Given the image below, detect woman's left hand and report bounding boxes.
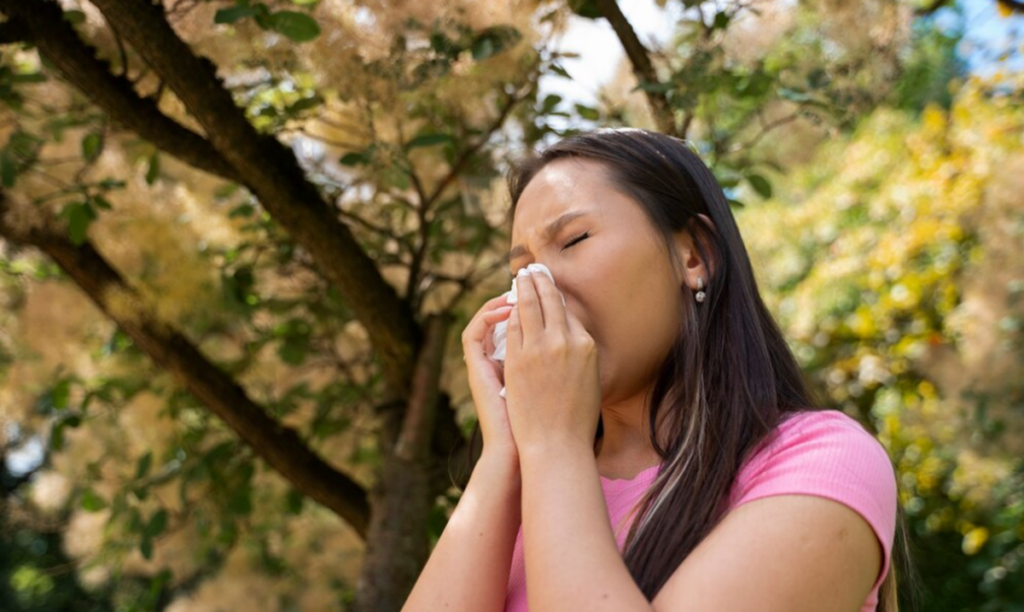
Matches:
[504,268,602,459]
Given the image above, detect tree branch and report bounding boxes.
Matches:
[0,15,30,44]
[592,0,679,136]
[84,0,421,397]
[0,191,371,538]
[394,314,451,462]
[0,0,242,183]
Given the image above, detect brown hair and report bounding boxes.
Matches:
[504,128,920,611]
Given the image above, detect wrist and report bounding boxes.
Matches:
[518,439,595,473]
[476,448,522,486]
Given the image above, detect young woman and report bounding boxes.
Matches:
[402,128,916,612]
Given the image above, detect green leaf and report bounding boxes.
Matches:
[541,94,562,113]
[228,486,253,515]
[429,31,461,56]
[746,173,773,199]
[285,489,304,515]
[91,195,113,210]
[145,509,168,538]
[252,4,273,28]
[146,152,160,185]
[778,87,814,103]
[549,63,572,80]
[229,203,256,218]
[636,80,674,93]
[81,488,108,512]
[712,11,731,30]
[140,537,154,560]
[50,423,65,451]
[97,177,126,190]
[405,133,453,150]
[214,5,256,24]
[471,37,495,60]
[286,94,323,114]
[63,10,87,24]
[136,452,153,480]
[11,73,47,84]
[574,103,600,121]
[214,183,241,200]
[52,379,71,410]
[470,26,521,60]
[0,151,17,188]
[270,11,321,42]
[278,335,309,365]
[60,201,97,246]
[82,132,103,162]
[568,0,602,19]
[339,152,366,166]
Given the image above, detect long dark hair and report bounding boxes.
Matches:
[504,128,919,611]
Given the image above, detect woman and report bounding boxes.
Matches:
[402,128,917,612]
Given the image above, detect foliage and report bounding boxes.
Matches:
[738,73,1024,610]
[0,0,1020,610]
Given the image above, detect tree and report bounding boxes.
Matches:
[0,1,1018,611]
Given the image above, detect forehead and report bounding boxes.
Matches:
[512,158,617,234]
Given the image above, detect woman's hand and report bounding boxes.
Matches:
[504,269,602,458]
[461,293,518,465]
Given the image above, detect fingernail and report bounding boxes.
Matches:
[517,268,531,278]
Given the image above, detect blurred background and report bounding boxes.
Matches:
[0,0,1021,610]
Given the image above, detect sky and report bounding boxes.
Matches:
[538,0,1024,109]
[537,1,682,107]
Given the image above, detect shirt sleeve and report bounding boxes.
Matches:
[728,410,898,594]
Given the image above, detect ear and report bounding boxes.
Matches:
[671,213,717,290]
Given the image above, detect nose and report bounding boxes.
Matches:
[518,262,567,307]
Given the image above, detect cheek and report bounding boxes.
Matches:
[591,277,680,377]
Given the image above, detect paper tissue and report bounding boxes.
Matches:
[491,262,565,398]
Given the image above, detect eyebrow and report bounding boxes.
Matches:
[506,210,591,265]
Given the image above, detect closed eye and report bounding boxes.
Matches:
[561,231,590,251]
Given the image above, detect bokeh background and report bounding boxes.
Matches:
[0,0,1022,611]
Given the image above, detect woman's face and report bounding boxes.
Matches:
[508,157,691,406]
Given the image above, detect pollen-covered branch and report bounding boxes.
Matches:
[0,190,372,538]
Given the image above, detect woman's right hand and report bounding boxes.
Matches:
[461,293,518,467]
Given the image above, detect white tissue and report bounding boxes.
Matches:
[490,262,565,398]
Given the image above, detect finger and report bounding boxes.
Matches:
[514,271,544,338]
[506,298,523,355]
[530,269,567,333]
[483,306,514,319]
[463,310,512,365]
[463,295,512,341]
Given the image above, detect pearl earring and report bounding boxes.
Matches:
[695,276,706,303]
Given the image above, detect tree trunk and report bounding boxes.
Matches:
[353,452,434,612]
[352,314,453,612]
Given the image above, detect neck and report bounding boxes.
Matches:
[593,391,663,477]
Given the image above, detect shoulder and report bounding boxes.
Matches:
[653,489,886,612]
[731,409,897,530]
[735,409,898,595]
[651,410,897,612]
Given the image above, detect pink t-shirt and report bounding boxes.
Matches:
[504,409,898,612]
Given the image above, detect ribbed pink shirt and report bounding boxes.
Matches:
[504,409,898,612]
